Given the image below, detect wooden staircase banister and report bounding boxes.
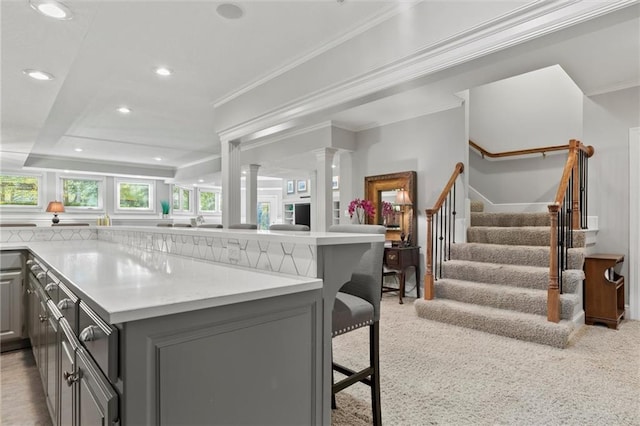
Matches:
[547,139,594,323]
[426,162,464,215]
[469,139,595,160]
[424,162,464,300]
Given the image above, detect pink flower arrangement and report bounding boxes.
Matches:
[381,201,394,218]
[348,198,375,224]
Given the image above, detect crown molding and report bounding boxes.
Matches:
[212,2,419,108]
[218,0,638,143]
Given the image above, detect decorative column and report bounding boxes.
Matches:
[245,164,260,226]
[221,139,242,228]
[309,171,317,231]
[312,148,337,232]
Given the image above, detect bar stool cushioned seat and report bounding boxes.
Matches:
[268,224,310,231]
[328,224,385,426]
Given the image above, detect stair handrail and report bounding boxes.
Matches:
[547,139,594,322]
[424,162,464,300]
[469,139,571,159]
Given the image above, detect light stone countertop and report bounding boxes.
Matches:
[15,240,323,324]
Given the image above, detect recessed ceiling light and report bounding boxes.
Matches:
[74,148,83,152]
[332,164,336,168]
[29,0,72,20]
[154,157,162,161]
[198,179,204,183]
[117,106,131,114]
[22,69,55,81]
[216,3,244,19]
[155,67,173,77]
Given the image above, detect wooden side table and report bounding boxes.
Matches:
[584,254,625,329]
[383,246,420,304]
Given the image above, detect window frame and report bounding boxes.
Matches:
[0,172,44,210]
[197,187,221,215]
[114,178,155,213]
[172,185,194,215]
[58,174,106,212]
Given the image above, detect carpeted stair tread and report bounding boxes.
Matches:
[471,212,550,227]
[467,226,586,247]
[450,243,585,269]
[440,259,584,293]
[470,200,484,212]
[414,298,575,348]
[433,278,579,319]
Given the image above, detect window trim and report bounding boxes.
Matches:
[58,174,106,212]
[197,187,221,215]
[172,185,193,215]
[114,178,155,213]
[0,171,44,210]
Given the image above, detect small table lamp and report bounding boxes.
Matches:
[46,201,65,224]
[395,189,413,246]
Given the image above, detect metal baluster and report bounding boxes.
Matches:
[584,153,589,229]
[439,205,445,278]
[446,192,451,261]
[433,212,438,281]
[452,183,457,245]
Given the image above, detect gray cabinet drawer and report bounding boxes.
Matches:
[1,252,23,270]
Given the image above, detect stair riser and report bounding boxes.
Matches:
[440,263,584,293]
[450,244,585,269]
[471,213,550,227]
[434,282,577,320]
[414,299,572,348]
[467,228,586,247]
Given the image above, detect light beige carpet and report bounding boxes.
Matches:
[332,295,640,425]
[2,296,639,425]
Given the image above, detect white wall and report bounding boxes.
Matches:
[584,86,640,302]
[468,65,583,204]
[352,106,467,293]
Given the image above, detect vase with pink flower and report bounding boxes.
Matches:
[348,198,375,224]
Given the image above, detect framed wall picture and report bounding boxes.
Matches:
[286,180,295,194]
[297,180,307,193]
[332,176,339,190]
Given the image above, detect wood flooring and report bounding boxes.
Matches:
[1,349,52,425]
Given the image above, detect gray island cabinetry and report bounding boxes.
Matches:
[22,240,323,425]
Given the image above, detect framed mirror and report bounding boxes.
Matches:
[364,171,417,245]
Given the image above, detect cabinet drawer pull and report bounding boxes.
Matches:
[57,298,74,310]
[26,288,34,295]
[387,253,398,261]
[80,325,105,342]
[45,282,58,292]
[63,371,79,386]
[26,259,34,265]
[39,314,48,323]
[36,272,46,280]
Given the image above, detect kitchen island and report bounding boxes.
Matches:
[3,226,384,425]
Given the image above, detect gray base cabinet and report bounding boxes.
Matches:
[121,290,323,425]
[21,250,323,425]
[1,251,25,349]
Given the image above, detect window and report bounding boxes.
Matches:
[60,176,104,210]
[116,179,154,212]
[197,188,220,213]
[0,173,42,208]
[172,185,193,214]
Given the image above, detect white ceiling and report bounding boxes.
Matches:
[1,1,639,183]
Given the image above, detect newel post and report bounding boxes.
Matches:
[424,209,435,300]
[547,203,561,323]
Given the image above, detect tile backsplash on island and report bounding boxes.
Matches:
[1,226,318,278]
[0,227,98,243]
[98,229,317,278]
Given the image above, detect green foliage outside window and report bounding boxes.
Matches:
[173,186,180,209]
[181,188,190,211]
[62,178,99,207]
[199,191,216,211]
[0,175,39,206]
[119,183,150,208]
